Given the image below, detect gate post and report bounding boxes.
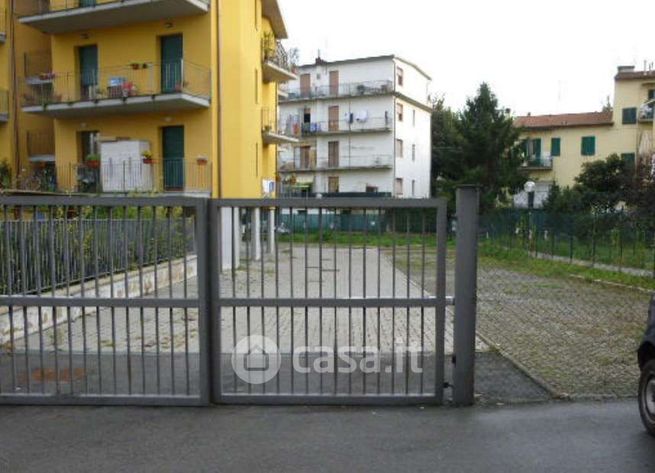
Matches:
[452,186,479,406]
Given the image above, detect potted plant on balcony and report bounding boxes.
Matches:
[141,150,154,165]
[196,155,208,166]
[85,154,101,170]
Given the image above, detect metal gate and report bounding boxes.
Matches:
[1,190,478,406]
[209,197,450,404]
[0,196,210,405]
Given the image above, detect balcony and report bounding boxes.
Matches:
[282,80,394,102]
[20,60,211,118]
[27,130,56,163]
[521,155,553,170]
[23,50,53,81]
[279,154,394,173]
[16,0,210,34]
[262,36,297,83]
[639,100,654,122]
[0,8,6,43]
[286,115,392,138]
[0,89,8,123]
[57,158,211,194]
[262,108,298,145]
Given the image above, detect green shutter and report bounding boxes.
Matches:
[649,89,655,100]
[162,126,185,190]
[581,136,595,156]
[551,137,561,157]
[622,108,637,125]
[161,34,184,94]
[78,45,98,88]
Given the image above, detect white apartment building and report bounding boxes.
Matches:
[277,55,432,198]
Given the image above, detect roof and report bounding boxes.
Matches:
[615,70,655,81]
[514,111,614,130]
[297,54,432,81]
[262,0,288,39]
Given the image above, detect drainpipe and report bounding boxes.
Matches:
[215,0,224,198]
[9,0,21,175]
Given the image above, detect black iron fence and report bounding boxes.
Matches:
[480,209,655,277]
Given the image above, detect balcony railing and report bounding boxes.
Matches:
[16,0,210,34]
[279,154,394,172]
[12,166,58,193]
[0,8,6,41]
[20,60,211,116]
[23,50,53,79]
[522,155,553,169]
[262,36,297,83]
[639,101,654,122]
[0,89,8,122]
[284,115,392,137]
[283,80,394,102]
[262,107,298,145]
[27,130,56,158]
[56,159,212,194]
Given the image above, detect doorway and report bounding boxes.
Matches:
[161,34,183,94]
[162,126,185,190]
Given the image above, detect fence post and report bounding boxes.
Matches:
[453,186,479,406]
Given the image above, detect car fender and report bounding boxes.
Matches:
[639,296,655,369]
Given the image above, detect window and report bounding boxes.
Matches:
[328,176,339,193]
[397,67,404,87]
[396,103,404,122]
[412,109,416,126]
[581,136,596,156]
[411,144,416,161]
[550,137,561,157]
[621,153,636,167]
[649,89,655,100]
[622,107,637,125]
[411,180,416,197]
[531,138,542,158]
[396,139,404,158]
[328,141,339,168]
[395,178,403,196]
[366,185,379,193]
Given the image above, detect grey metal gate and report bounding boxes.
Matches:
[0,195,210,405]
[0,190,479,406]
[209,197,450,404]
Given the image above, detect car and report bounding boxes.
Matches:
[638,295,655,436]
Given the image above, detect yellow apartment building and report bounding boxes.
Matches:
[3,0,296,198]
[514,65,655,207]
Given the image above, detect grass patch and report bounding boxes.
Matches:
[479,242,655,292]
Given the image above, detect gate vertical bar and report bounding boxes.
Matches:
[434,199,447,404]
[196,199,211,405]
[209,202,222,402]
[452,186,479,406]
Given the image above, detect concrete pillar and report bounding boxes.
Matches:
[250,207,261,261]
[267,208,276,254]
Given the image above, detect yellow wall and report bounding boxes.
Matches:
[218,0,278,198]
[1,2,55,180]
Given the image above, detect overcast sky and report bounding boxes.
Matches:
[279,0,655,116]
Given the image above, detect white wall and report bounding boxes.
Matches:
[394,97,432,198]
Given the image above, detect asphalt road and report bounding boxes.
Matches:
[0,400,653,472]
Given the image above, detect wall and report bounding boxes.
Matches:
[394,96,431,198]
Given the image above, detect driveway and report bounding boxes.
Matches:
[0,400,652,472]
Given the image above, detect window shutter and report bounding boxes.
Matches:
[551,138,561,157]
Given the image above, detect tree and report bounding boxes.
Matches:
[430,96,460,197]
[432,83,525,212]
[574,154,631,212]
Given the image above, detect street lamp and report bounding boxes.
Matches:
[524,180,536,209]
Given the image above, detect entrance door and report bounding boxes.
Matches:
[161,34,183,94]
[162,126,185,190]
[78,45,98,101]
[300,73,311,98]
[328,106,339,132]
[329,70,339,96]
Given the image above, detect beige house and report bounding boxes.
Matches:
[514,66,655,207]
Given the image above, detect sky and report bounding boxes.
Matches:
[278,0,655,116]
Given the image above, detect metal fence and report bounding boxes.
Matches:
[210,197,453,404]
[0,196,209,405]
[480,209,655,277]
[0,193,481,406]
